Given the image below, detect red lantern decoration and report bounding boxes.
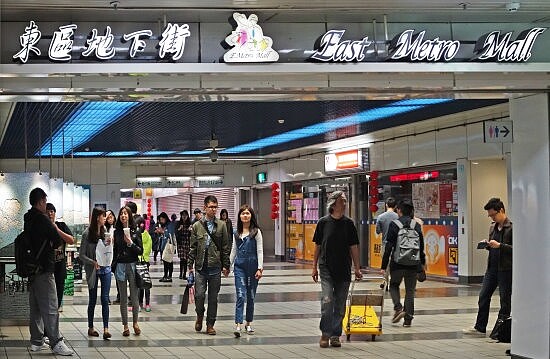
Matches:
[370,204,378,212]
[271,197,279,204]
[369,196,378,205]
[370,171,379,179]
[271,182,279,190]
[271,212,279,220]
[271,204,279,212]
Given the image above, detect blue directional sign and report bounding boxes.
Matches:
[484,120,513,143]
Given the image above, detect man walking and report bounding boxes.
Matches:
[188,195,231,335]
[25,188,74,356]
[381,198,425,327]
[464,197,512,335]
[376,197,398,288]
[312,191,362,348]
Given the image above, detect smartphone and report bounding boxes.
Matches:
[477,241,488,249]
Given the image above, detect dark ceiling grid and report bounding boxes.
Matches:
[0,102,81,158]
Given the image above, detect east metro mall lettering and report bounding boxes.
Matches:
[311,27,546,62]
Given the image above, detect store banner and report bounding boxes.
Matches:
[368,225,383,269]
[303,224,317,261]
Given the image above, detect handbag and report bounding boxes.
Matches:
[417,269,426,282]
[135,261,152,290]
[490,317,511,343]
[162,235,176,263]
[180,284,195,314]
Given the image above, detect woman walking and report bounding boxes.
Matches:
[79,207,112,340]
[113,206,143,336]
[176,210,192,280]
[230,205,264,337]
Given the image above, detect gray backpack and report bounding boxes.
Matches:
[392,219,421,265]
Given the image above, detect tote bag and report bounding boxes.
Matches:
[135,261,152,290]
[162,235,176,263]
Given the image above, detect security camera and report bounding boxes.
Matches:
[505,2,520,12]
[209,149,218,162]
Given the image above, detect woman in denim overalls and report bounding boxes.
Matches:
[230,205,264,337]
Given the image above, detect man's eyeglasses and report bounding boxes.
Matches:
[206,205,218,209]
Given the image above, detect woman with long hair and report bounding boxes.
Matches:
[230,205,264,337]
[156,212,174,282]
[113,206,143,336]
[176,210,192,279]
[220,208,234,239]
[79,207,112,340]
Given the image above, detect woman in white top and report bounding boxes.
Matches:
[230,205,264,337]
[79,207,113,340]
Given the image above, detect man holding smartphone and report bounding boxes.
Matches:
[464,198,513,336]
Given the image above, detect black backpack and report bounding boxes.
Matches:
[15,228,47,278]
[490,317,511,343]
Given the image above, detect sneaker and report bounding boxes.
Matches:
[234,324,241,338]
[58,305,63,313]
[330,336,342,347]
[403,319,412,327]
[52,340,74,356]
[245,325,254,335]
[392,309,406,323]
[319,335,330,348]
[145,305,151,312]
[30,342,49,352]
[462,326,485,335]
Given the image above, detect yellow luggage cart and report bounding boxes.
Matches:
[343,275,385,341]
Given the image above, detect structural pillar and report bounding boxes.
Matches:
[509,94,550,359]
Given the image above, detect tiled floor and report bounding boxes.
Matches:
[0,260,510,358]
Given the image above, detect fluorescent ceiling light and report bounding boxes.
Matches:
[136,176,162,181]
[141,150,176,156]
[166,176,192,181]
[73,151,104,156]
[162,159,195,162]
[37,102,139,156]
[105,151,140,157]
[222,99,451,154]
[177,150,209,155]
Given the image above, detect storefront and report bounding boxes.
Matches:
[368,165,458,278]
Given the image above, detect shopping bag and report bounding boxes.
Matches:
[162,238,175,263]
[180,286,190,314]
[135,262,152,290]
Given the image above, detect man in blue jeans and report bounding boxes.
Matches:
[463,197,512,336]
[312,191,362,348]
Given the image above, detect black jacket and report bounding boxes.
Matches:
[381,216,426,271]
[487,217,512,271]
[113,227,143,264]
[23,207,62,274]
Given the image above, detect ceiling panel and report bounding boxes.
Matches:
[0,99,506,160]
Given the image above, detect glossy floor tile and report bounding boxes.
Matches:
[0,260,510,358]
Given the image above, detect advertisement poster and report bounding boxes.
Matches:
[369,220,458,277]
[303,224,317,261]
[422,222,458,277]
[412,182,440,218]
[439,183,453,216]
[288,223,303,260]
[368,225,383,268]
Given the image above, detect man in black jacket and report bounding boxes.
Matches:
[25,188,74,356]
[464,197,512,335]
[381,198,426,327]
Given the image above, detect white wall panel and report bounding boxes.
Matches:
[383,138,408,169]
[408,132,436,167]
[436,126,467,163]
[223,164,253,187]
[90,159,107,184]
[369,143,384,171]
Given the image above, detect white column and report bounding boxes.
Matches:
[509,94,550,359]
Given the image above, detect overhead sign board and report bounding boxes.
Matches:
[325,148,370,174]
[484,120,513,143]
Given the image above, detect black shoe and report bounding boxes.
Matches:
[178,275,183,280]
[165,278,172,282]
[403,317,413,327]
[159,277,166,282]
